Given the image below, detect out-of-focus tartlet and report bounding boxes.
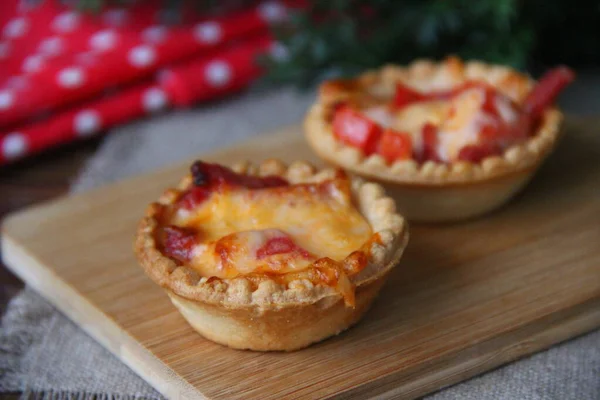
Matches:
[134,159,408,351]
[305,57,574,221]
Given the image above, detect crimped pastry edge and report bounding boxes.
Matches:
[304,58,564,185]
[134,159,408,309]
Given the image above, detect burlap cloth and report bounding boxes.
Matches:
[1,87,599,399]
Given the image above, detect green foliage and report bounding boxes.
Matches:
[264,0,599,85]
[265,0,533,85]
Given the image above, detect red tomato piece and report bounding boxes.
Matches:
[429,81,488,101]
[477,88,531,147]
[419,123,440,162]
[179,186,211,210]
[479,112,531,151]
[457,143,502,163]
[393,83,426,109]
[234,174,289,189]
[163,226,198,261]
[523,66,575,118]
[481,89,501,117]
[332,106,383,154]
[501,113,532,142]
[515,112,534,138]
[435,81,501,116]
[191,161,288,190]
[256,237,295,259]
[377,129,413,164]
[478,123,501,143]
[256,236,311,259]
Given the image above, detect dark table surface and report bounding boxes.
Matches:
[0,140,102,399]
[0,140,101,314]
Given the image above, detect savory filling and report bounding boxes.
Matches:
[330,67,574,164]
[157,161,375,305]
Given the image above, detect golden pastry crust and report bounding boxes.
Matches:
[134,160,408,350]
[305,57,564,186]
[166,275,387,351]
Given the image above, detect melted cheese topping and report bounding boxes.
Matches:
[436,89,493,161]
[394,101,450,155]
[169,180,372,279]
[437,88,519,161]
[364,102,448,156]
[362,86,520,162]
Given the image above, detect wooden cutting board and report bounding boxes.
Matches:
[2,119,600,399]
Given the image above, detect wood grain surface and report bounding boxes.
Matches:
[2,119,600,399]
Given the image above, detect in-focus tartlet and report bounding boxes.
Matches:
[135,159,408,351]
[305,57,574,222]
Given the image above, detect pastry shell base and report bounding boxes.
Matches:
[167,271,389,351]
[367,168,536,222]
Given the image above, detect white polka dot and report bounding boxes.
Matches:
[102,9,128,26]
[2,133,27,160]
[0,41,10,59]
[142,26,168,44]
[128,45,156,68]
[39,37,64,56]
[3,17,28,38]
[57,67,85,88]
[22,55,45,73]
[258,2,287,22]
[142,88,168,112]
[89,30,118,52]
[74,110,101,136]
[194,22,222,44]
[52,11,80,33]
[269,42,289,62]
[205,61,232,87]
[0,90,14,110]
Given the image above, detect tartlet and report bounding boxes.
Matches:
[305,57,574,222]
[134,159,408,351]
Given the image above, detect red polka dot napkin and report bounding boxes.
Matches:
[0,0,296,165]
